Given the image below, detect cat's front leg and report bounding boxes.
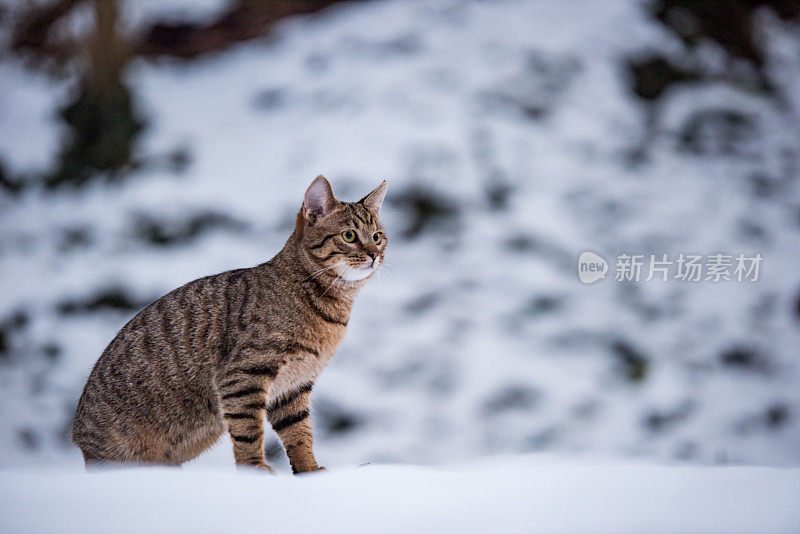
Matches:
[217,361,279,472]
[267,383,321,474]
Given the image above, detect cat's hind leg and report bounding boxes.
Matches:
[163,419,225,465]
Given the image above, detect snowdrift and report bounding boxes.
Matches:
[2,456,799,533]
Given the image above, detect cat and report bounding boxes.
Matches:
[71,175,387,473]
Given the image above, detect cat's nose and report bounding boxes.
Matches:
[364,248,378,264]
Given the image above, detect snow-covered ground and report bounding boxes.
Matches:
[1,0,800,475]
[2,457,799,534]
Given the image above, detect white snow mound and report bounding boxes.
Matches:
[1,455,799,534]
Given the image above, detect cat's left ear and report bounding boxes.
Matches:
[359,180,387,216]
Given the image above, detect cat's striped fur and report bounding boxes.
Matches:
[71,176,387,473]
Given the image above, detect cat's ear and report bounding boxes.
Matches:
[303,175,338,222]
[359,180,387,216]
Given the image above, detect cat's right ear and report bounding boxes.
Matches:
[303,175,338,223]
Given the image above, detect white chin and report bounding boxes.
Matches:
[338,263,378,282]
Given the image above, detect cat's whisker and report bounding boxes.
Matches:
[303,263,341,280]
[320,272,343,298]
[377,261,395,280]
[298,262,346,284]
[376,268,388,298]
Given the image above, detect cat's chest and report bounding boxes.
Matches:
[263,294,350,401]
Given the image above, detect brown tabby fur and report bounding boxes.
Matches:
[71,176,387,473]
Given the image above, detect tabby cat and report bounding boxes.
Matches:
[71,175,387,473]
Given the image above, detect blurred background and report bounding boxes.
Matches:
[1,0,799,471]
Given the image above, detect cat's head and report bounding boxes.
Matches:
[298,175,387,283]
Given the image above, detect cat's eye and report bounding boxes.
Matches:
[372,232,381,243]
[342,230,357,243]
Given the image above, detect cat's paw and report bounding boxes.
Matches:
[258,463,276,475]
[293,466,326,475]
[237,462,275,475]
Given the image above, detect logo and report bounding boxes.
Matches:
[578,251,608,284]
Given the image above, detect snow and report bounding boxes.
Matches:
[2,457,799,534]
